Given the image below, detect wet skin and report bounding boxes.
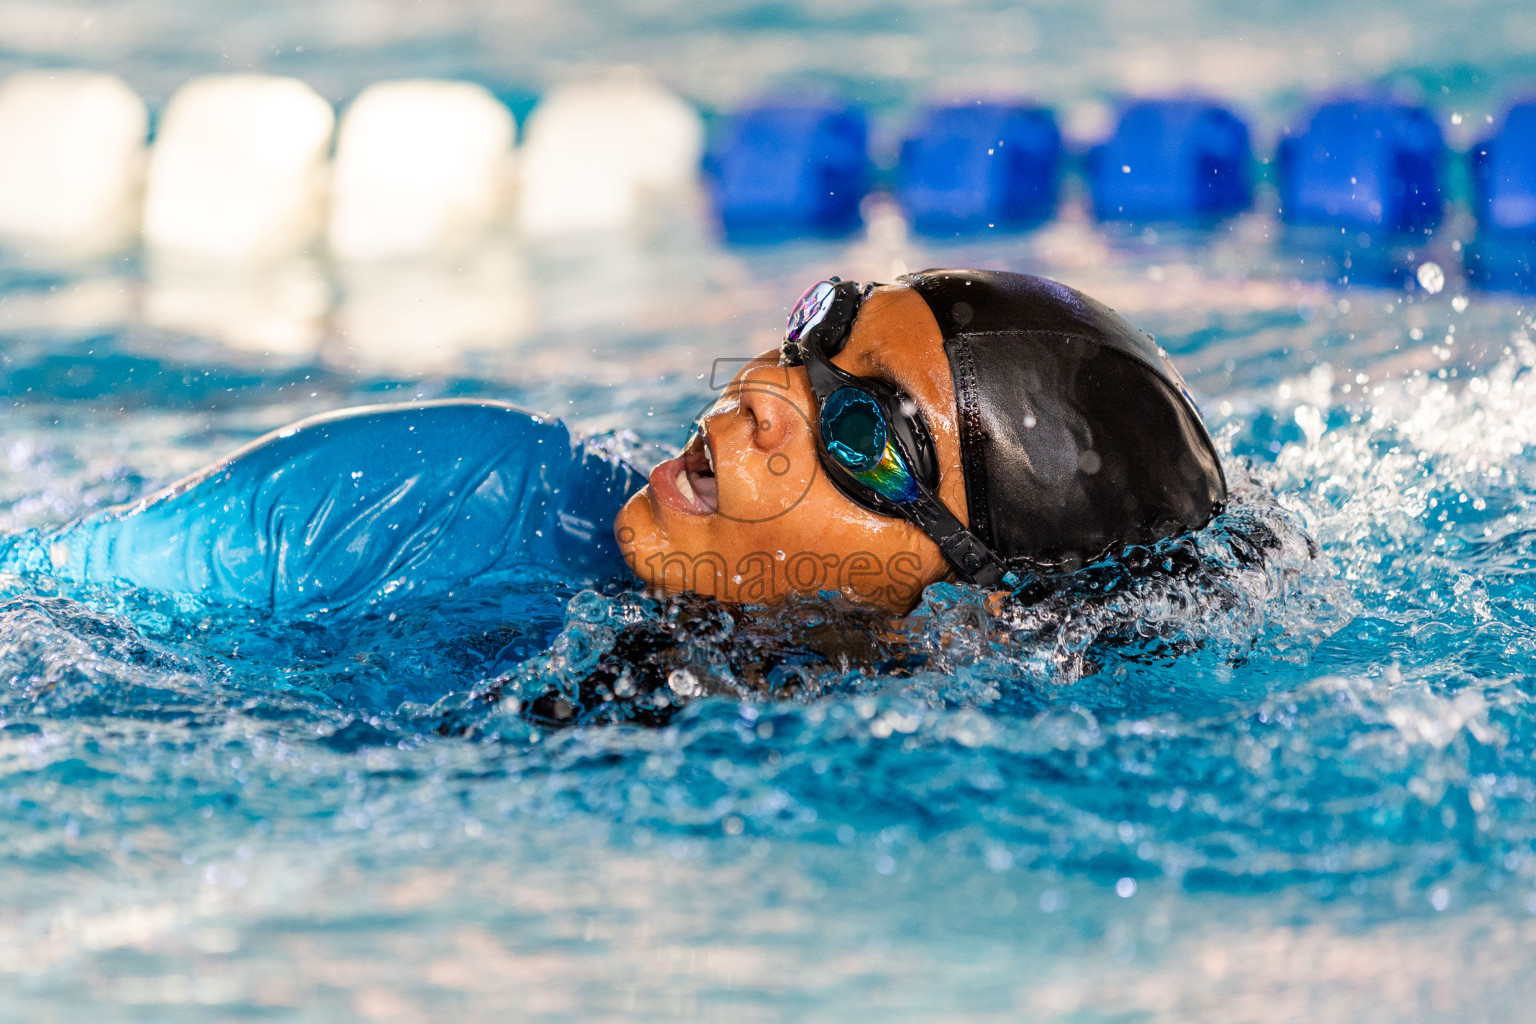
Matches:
[613,284,970,613]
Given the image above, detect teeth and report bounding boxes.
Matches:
[674,467,696,503]
[704,442,715,475]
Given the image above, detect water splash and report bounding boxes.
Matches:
[6,295,1536,1017]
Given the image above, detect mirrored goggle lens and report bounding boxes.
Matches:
[785,280,837,343]
[820,387,887,471]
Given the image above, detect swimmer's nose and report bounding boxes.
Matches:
[697,385,818,524]
[739,382,791,450]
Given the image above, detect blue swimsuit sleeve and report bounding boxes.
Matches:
[35,400,644,615]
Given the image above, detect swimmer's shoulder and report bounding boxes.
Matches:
[274,398,562,438]
[217,399,572,465]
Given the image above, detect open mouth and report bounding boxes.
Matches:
[677,442,719,508]
[649,431,719,516]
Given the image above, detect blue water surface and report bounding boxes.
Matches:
[4,2,1536,1021]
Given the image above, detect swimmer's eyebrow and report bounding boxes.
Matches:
[864,349,910,391]
[862,347,947,421]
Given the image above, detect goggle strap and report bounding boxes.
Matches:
[804,355,857,395]
[905,491,1011,589]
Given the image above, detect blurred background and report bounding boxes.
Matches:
[0,0,1529,412]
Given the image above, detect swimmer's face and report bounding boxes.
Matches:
[613,284,968,612]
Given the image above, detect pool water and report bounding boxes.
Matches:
[5,2,1536,1021]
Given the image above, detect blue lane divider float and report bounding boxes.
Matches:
[705,101,869,241]
[895,103,1061,236]
[7,66,1536,292]
[1277,100,1445,235]
[1473,100,1536,234]
[1467,99,1536,291]
[1084,99,1253,222]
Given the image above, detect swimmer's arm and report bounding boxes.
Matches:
[33,401,643,612]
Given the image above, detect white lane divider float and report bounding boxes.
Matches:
[517,76,704,237]
[328,79,515,261]
[327,79,529,368]
[0,71,147,256]
[143,74,334,262]
[140,74,335,356]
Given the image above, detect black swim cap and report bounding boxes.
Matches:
[899,269,1227,569]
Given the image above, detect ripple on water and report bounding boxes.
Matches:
[3,306,1536,1017]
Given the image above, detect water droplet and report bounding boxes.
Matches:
[1416,261,1445,295]
[667,669,702,697]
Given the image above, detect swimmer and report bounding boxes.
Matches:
[616,269,1226,611]
[2,270,1224,621]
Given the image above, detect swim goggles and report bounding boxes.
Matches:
[780,278,1017,589]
